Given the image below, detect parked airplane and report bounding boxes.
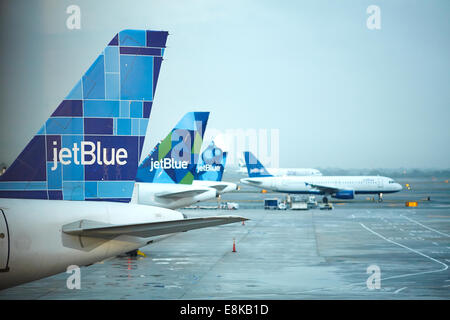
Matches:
[241,152,402,203]
[242,151,322,177]
[131,112,219,209]
[0,30,246,290]
[193,140,238,194]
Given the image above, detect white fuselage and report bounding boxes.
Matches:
[132,182,218,209]
[265,168,322,177]
[240,175,402,195]
[192,180,238,194]
[238,167,322,176]
[0,199,183,290]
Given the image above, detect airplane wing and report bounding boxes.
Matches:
[205,184,228,192]
[305,182,340,194]
[155,189,216,199]
[62,216,247,239]
[243,179,263,185]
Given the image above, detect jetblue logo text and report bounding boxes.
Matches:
[250,168,264,174]
[197,164,221,172]
[149,159,188,172]
[51,141,128,171]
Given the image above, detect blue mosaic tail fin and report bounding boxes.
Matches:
[136,112,209,184]
[243,151,273,178]
[194,140,227,182]
[0,30,168,202]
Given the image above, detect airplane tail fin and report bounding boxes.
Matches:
[136,112,209,184]
[243,151,273,178]
[0,30,168,202]
[194,140,227,182]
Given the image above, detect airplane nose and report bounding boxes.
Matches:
[397,183,403,191]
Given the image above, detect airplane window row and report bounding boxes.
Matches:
[319,181,376,185]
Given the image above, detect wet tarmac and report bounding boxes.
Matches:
[0,176,449,299]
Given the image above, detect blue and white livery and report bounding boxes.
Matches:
[243,151,322,177]
[193,140,238,194]
[0,30,246,290]
[0,29,168,202]
[131,112,219,209]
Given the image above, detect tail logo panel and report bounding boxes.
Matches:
[0,30,168,202]
[195,141,227,182]
[136,112,209,185]
[243,151,273,178]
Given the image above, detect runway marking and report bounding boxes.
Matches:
[394,287,407,294]
[178,211,450,300]
[256,221,449,298]
[212,216,450,299]
[360,223,448,281]
[195,221,446,299]
[401,215,450,237]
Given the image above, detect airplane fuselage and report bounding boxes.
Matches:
[0,198,183,290]
[265,168,322,177]
[239,167,321,176]
[240,175,402,196]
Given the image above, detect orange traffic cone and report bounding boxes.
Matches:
[232,238,236,253]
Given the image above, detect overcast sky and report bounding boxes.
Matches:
[0,0,449,169]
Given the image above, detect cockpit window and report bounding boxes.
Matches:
[388,180,395,184]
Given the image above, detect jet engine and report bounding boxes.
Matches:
[332,190,355,199]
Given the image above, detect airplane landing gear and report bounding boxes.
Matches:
[217,194,221,209]
[125,249,138,257]
[378,193,383,202]
[322,196,329,204]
